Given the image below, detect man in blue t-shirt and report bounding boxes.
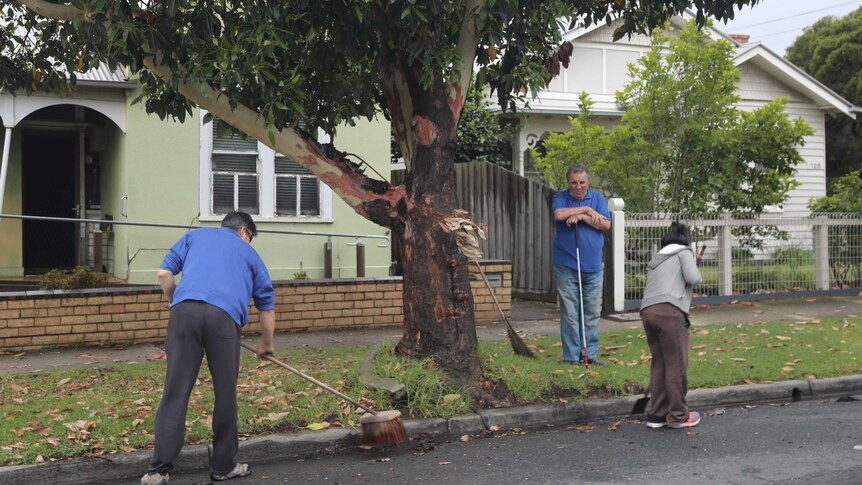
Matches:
[142,211,276,485]
[552,164,611,366]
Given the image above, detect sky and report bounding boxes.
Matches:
[718,0,862,55]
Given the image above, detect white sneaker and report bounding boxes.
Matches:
[211,462,251,481]
[141,471,169,485]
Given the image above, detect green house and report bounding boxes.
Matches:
[0,67,392,284]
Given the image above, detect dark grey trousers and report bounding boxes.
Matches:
[148,300,241,476]
[641,303,690,424]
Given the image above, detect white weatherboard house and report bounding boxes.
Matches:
[498,14,858,216]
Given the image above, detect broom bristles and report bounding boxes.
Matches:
[506,323,534,358]
[360,410,408,447]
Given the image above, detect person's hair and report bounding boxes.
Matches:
[566,163,590,181]
[661,221,690,247]
[221,211,257,239]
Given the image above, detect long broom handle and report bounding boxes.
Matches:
[473,260,512,327]
[240,342,377,415]
[574,222,588,363]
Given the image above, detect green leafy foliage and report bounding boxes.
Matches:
[786,7,862,181]
[532,20,812,216]
[455,88,517,167]
[1,1,762,140]
[808,172,862,288]
[39,266,112,290]
[532,92,607,190]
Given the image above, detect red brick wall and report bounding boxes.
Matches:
[0,261,511,351]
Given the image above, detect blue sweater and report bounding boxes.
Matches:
[161,227,275,326]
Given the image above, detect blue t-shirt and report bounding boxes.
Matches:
[552,189,610,273]
[160,227,275,326]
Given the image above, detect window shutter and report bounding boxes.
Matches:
[299,178,320,216]
[210,119,260,215]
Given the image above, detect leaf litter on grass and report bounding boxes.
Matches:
[1,317,860,466]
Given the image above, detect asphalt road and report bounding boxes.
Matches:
[111,395,862,485]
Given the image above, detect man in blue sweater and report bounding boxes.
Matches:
[552,164,611,366]
[142,211,276,485]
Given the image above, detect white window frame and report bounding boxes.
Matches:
[199,114,333,222]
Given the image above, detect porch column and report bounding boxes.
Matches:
[0,126,12,215]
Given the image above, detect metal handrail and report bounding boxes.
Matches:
[0,213,390,248]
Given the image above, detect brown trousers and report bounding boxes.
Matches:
[641,303,690,424]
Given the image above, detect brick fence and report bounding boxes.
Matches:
[0,261,511,351]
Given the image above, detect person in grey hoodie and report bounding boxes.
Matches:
[640,222,702,429]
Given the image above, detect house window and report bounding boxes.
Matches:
[200,116,333,222]
[211,120,260,215]
[275,155,320,216]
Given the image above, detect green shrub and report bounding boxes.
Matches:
[732,247,753,263]
[769,246,814,267]
[39,266,111,290]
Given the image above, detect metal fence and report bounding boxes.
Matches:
[616,211,862,310]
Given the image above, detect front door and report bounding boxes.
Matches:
[22,131,78,273]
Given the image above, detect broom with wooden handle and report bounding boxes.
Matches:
[473,260,534,358]
[240,342,408,448]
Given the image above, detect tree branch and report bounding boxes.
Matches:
[143,56,407,228]
[371,0,415,171]
[16,0,80,21]
[450,0,482,124]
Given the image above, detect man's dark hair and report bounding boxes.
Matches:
[661,221,690,247]
[567,163,590,181]
[221,211,257,238]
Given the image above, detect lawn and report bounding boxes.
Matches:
[0,315,859,466]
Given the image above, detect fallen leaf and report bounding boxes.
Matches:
[459,435,472,443]
[607,420,622,431]
[575,424,594,433]
[686,431,700,437]
[775,336,792,341]
[56,378,71,387]
[691,345,706,350]
[306,421,330,430]
[731,358,747,362]
[438,461,451,465]
[443,394,462,405]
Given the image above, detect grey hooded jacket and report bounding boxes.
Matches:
[640,244,702,315]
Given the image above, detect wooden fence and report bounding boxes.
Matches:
[392,161,557,301]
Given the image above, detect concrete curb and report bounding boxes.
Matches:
[2,375,860,485]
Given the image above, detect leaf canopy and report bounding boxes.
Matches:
[1,0,762,136]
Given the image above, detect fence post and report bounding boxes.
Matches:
[323,238,332,278]
[609,198,626,312]
[92,230,103,272]
[718,214,733,296]
[356,241,365,277]
[814,216,830,290]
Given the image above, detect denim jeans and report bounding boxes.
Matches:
[554,264,603,363]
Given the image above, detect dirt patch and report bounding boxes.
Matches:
[472,378,519,409]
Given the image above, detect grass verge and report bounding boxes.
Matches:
[0,315,859,466]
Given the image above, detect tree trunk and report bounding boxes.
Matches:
[393,80,481,386]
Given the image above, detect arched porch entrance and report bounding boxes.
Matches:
[0,73,130,276]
